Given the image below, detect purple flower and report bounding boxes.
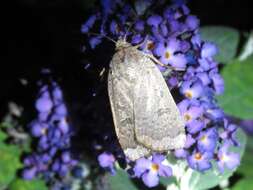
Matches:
[154,38,187,68]
[180,79,204,99]
[139,35,156,54]
[89,36,102,49]
[191,34,201,47]
[196,72,211,86]
[58,118,69,134]
[185,134,196,148]
[174,149,188,158]
[98,152,116,174]
[217,142,240,173]
[178,99,204,134]
[133,154,172,188]
[110,20,119,35]
[22,167,37,180]
[220,119,239,146]
[30,122,47,137]
[134,20,145,31]
[147,15,162,28]
[131,34,143,45]
[101,0,117,15]
[210,72,224,95]
[168,76,179,88]
[197,128,218,152]
[202,101,224,121]
[187,150,213,172]
[185,15,199,31]
[201,42,218,58]
[81,14,97,33]
[198,58,217,71]
[35,97,53,113]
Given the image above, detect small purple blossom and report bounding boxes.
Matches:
[147,15,162,28]
[217,142,240,173]
[134,20,145,31]
[98,152,116,174]
[154,38,187,69]
[197,128,218,152]
[201,42,218,58]
[185,134,196,148]
[187,150,213,172]
[185,15,199,31]
[174,149,188,158]
[81,14,97,33]
[180,79,204,99]
[220,119,239,146]
[210,72,224,95]
[133,154,172,188]
[178,99,205,134]
[89,36,102,49]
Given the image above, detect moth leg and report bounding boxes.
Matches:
[144,53,186,72]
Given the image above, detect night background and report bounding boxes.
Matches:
[1,0,253,190]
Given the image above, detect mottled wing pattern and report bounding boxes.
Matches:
[108,46,151,161]
[133,53,186,151]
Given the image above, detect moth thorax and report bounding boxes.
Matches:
[115,39,131,50]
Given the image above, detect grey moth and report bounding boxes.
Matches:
[108,39,186,161]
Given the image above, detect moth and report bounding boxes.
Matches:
[108,39,186,161]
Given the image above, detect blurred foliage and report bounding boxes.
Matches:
[0,124,47,190]
[230,135,253,190]
[0,130,22,189]
[217,55,253,120]
[8,179,47,190]
[108,169,139,190]
[200,26,240,63]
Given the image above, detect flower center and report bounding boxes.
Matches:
[147,42,155,50]
[41,128,47,135]
[151,163,159,172]
[165,51,170,59]
[184,114,191,121]
[220,154,229,162]
[200,135,207,142]
[185,91,193,98]
[194,152,202,160]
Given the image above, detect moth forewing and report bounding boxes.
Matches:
[108,39,186,161]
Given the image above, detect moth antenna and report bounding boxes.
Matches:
[123,22,134,42]
[88,32,117,44]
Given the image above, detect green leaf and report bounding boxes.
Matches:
[236,152,253,178]
[108,169,139,190]
[232,178,253,190]
[231,136,253,190]
[0,130,7,142]
[9,178,47,190]
[0,141,22,188]
[217,56,253,119]
[200,26,240,63]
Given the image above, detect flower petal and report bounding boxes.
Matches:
[142,171,159,188]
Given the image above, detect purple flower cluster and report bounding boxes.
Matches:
[81,0,241,187]
[22,82,77,181]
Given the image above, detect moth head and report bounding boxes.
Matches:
[115,39,132,50]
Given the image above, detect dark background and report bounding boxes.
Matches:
[1,0,252,118]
